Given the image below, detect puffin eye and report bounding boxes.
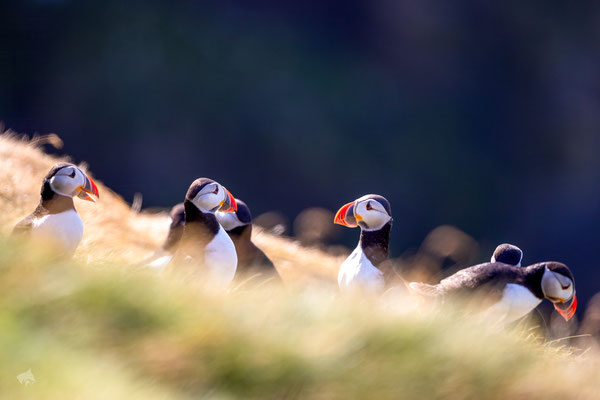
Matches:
[366,202,373,211]
[213,185,219,195]
[69,170,76,178]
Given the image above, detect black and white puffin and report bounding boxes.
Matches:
[12,162,100,257]
[333,194,392,293]
[215,198,278,279]
[173,178,238,287]
[491,243,523,266]
[409,261,577,323]
[144,202,185,269]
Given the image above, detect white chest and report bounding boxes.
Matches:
[487,284,543,324]
[338,246,384,293]
[31,210,84,257]
[203,226,238,286]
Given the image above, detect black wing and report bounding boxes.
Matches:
[11,213,36,237]
[249,245,277,272]
[439,262,521,297]
[161,203,186,251]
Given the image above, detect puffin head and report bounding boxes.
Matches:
[334,194,392,231]
[216,198,252,231]
[45,163,99,202]
[491,243,523,266]
[540,262,577,321]
[186,178,237,214]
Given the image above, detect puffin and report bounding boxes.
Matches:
[409,261,577,323]
[333,194,392,293]
[215,198,279,280]
[491,243,523,266]
[12,162,100,257]
[143,203,185,269]
[173,178,238,287]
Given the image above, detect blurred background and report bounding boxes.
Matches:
[1,2,599,308]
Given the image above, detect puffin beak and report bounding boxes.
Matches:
[77,174,100,202]
[554,293,577,322]
[219,189,237,213]
[334,201,358,227]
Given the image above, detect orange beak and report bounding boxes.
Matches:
[219,188,237,213]
[334,201,358,228]
[77,174,100,202]
[554,294,577,322]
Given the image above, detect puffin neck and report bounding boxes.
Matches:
[40,181,75,214]
[227,224,251,239]
[183,200,220,236]
[521,263,547,299]
[359,221,391,267]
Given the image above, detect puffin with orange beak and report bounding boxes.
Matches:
[12,162,100,257]
[334,194,392,293]
[409,261,577,323]
[173,178,239,287]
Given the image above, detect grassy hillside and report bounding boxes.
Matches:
[1,133,599,399]
[0,132,341,283]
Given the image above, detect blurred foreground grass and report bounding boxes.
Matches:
[1,239,599,399]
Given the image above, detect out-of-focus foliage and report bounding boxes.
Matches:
[1,238,600,399]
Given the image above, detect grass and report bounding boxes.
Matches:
[1,132,599,399]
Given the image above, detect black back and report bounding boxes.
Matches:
[228,224,277,274]
[493,243,523,266]
[225,199,277,276]
[437,262,555,300]
[161,203,185,252]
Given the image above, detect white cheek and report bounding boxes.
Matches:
[191,196,206,211]
[560,286,574,300]
[363,212,391,231]
[216,212,243,230]
[50,176,76,197]
[192,193,218,212]
[75,173,85,188]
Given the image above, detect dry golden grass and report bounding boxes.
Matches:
[0,131,342,281]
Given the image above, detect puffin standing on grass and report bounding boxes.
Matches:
[491,243,523,266]
[173,178,238,287]
[333,194,392,293]
[12,162,100,257]
[409,261,577,323]
[216,198,278,280]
